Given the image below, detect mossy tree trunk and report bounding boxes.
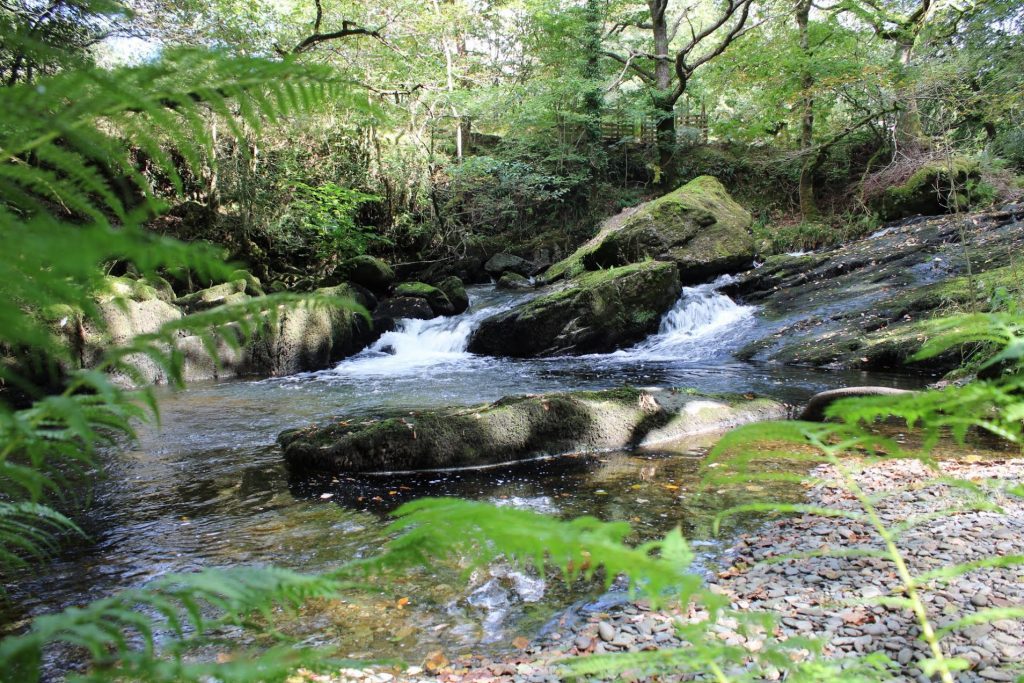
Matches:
[795,0,820,221]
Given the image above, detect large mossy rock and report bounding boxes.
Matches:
[173,279,249,312]
[434,275,469,314]
[874,159,984,221]
[485,253,535,277]
[279,387,787,472]
[496,272,532,290]
[393,282,455,316]
[336,255,395,292]
[727,204,1024,374]
[48,277,383,386]
[468,260,680,357]
[375,296,435,320]
[246,285,377,376]
[545,176,753,285]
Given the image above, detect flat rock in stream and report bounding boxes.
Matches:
[278,387,787,473]
[726,203,1024,373]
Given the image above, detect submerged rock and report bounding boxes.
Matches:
[278,387,786,472]
[468,260,680,357]
[545,176,754,284]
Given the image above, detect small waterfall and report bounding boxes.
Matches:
[331,290,521,376]
[621,275,756,361]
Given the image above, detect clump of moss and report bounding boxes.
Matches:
[544,176,754,285]
[393,282,455,316]
[875,158,993,221]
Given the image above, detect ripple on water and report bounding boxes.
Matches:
[10,284,930,676]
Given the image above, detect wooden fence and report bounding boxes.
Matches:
[600,112,709,145]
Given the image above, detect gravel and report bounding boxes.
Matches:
[289,457,1024,683]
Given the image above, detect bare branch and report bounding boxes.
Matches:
[274,2,384,56]
[671,0,754,101]
[602,50,657,84]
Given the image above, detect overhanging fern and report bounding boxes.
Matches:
[0,44,379,681]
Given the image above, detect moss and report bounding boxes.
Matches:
[435,276,469,314]
[496,272,532,290]
[280,386,786,472]
[339,255,394,291]
[97,275,162,303]
[230,269,264,297]
[545,176,754,285]
[468,260,680,357]
[393,282,455,316]
[877,158,983,220]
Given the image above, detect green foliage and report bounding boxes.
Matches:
[0,567,353,683]
[0,43,369,682]
[288,181,384,259]
[700,313,1024,683]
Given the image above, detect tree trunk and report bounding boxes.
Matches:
[795,0,820,220]
[893,40,927,150]
[649,0,676,189]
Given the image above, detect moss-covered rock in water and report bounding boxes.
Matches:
[279,387,787,472]
[875,158,986,221]
[545,177,753,285]
[393,282,455,316]
[246,284,377,376]
[336,255,395,292]
[434,275,469,314]
[468,260,680,357]
[375,296,435,320]
[496,272,532,290]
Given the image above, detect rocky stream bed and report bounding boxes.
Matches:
[287,455,1024,683]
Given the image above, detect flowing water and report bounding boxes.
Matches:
[6,281,928,672]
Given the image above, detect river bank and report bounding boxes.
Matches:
[289,454,1024,683]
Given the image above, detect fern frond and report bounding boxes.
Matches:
[371,498,703,609]
[0,567,352,683]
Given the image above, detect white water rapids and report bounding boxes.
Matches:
[331,275,755,377]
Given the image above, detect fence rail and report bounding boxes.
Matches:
[600,113,709,144]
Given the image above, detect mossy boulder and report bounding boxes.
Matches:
[97,275,164,303]
[173,279,249,313]
[375,296,435,320]
[468,260,680,357]
[230,269,265,297]
[279,387,787,472]
[875,159,985,221]
[545,177,754,285]
[393,282,455,316]
[435,276,469,314]
[485,253,534,277]
[337,255,395,292]
[496,272,532,290]
[246,285,377,376]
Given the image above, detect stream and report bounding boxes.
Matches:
[6,281,929,673]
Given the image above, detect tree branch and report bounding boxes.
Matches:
[602,50,657,84]
[671,0,754,102]
[274,2,383,56]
